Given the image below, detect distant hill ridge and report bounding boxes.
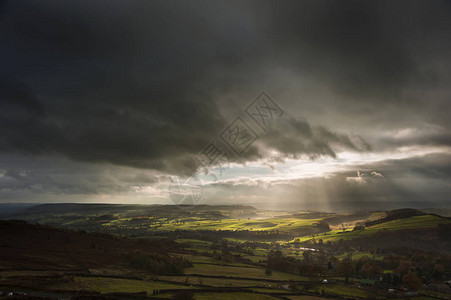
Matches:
[0,203,39,217]
[365,208,446,227]
[6,203,257,218]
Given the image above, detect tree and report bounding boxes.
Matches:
[302,250,312,263]
[329,256,339,265]
[402,271,422,290]
[395,259,412,276]
[433,264,445,280]
[316,220,330,232]
[353,224,365,231]
[360,261,383,277]
[338,258,355,277]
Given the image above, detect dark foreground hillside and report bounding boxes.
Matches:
[0,220,189,273]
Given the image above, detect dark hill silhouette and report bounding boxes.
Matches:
[365,208,445,227]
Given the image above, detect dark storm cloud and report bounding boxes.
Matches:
[0,154,163,199]
[0,0,450,180]
[251,0,451,99]
[0,0,237,174]
[238,0,451,135]
[257,116,370,159]
[0,0,361,174]
[372,126,451,151]
[0,79,43,114]
[121,173,158,185]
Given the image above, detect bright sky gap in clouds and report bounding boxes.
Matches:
[0,0,450,211]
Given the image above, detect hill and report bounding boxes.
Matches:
[365,208,437,227]
[0,203,39,218]
[0,220,189,274]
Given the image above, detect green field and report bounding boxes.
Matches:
[106,217,323,232]
[52,276,192,294]
[185,263,309,281]
[193,292,279,300]
[316,284,370,298]
[158,275,274,287]
[335,251,383,260]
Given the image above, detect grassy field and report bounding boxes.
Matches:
[193,292,280,300]
[51,276,192,294]
[296,283,371,298]
[179,254,217,264]
[131,217,323,232]
[185,263,309,281]
[316,284,370,298]
[157,275,274,287]
[335,251,384,260]
[103,211,449,245]
[286,296,329,300]
[242,255,266,263]
[250,287,293,294]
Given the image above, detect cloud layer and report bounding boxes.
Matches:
[0,0,450,208]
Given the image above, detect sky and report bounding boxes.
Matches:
[0,0,450,211]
